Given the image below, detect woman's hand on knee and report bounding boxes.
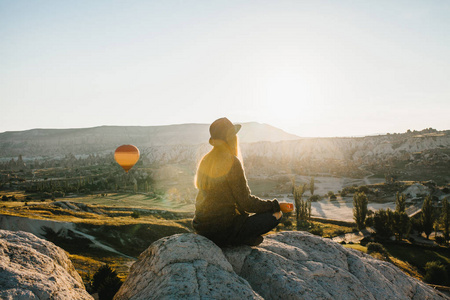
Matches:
[273,211,283,220]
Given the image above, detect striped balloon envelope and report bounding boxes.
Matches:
[114,144,140,172]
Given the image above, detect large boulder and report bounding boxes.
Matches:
[0,229,93,300]
[225,232,447,300]
[114,233,262,299]
[115,232,447,300]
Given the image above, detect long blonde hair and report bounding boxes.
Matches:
[195,135,242,190]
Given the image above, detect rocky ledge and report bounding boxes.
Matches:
[0,229,92,300]
[114,232,447,300]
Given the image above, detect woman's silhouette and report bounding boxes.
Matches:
[193,117,282,246]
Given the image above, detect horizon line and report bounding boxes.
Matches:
[0,123,447,139]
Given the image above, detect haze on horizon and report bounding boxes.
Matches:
[1,1,449,137]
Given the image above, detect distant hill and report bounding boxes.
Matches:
[0,122,300,158]
[1,125,449,184]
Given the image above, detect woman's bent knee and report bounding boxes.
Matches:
[273,211,283,220]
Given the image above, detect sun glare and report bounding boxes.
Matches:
[262,71,317,123]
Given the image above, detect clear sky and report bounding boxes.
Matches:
[1,0,449,137]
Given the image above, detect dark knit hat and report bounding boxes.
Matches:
[209,117,241,141]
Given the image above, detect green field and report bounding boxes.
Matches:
[65,193,195,212]
[0,193,194,282]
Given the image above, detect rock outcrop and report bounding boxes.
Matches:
[114,233,262,299]
[115,232,447,300]
[0,229,93,300]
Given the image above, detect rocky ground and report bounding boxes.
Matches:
[114,232,448,300]
[0,229,92,299]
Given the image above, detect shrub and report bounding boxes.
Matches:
[309,195,320,202]
[359,237,372,246]
[92,265,120,292]
[1,195,8,201]
[370,251,390,262]
[98,276,123,300]
[435,236,446,245]
[357,186,369,194]
[281,218,293,228]
[342,186,358,195]
[410,217,423,234]
[309,226,323,236]
[367,242,388,256]
[332,229,346,237]
[424,261,448,285]
[53,191,65,198]
[41,192,52,200]
[131,211,140,219]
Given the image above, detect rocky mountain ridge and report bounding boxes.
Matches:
[1,124,448,165]
[0,122,300,158]
[2,125,448,183]
[139,130,450,165]
[142,130,450,182]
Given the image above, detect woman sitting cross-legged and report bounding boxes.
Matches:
[193,117,282,247]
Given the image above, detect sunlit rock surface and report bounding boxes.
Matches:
[115,232,447,300]
[0,229,93,300]
[114,233,262,300]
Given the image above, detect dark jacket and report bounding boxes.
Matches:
[193,148,280,244]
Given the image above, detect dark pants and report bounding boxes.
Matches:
[197,212,281,247]
[229,212,281,245]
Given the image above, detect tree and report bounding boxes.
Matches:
[424,261,448,286]
[98,276,123,300]
[392,192,410,241]
[310,177,315,195]
[442,198,449,242]
[395,192,406,213]
[294,183,310,229]
[373,209,394,238]
[353,192,368,230]
[392,211,410,241]
[93,265,120,292]
[421,196,434,239]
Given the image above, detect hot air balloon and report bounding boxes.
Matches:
[114,145,140,172]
